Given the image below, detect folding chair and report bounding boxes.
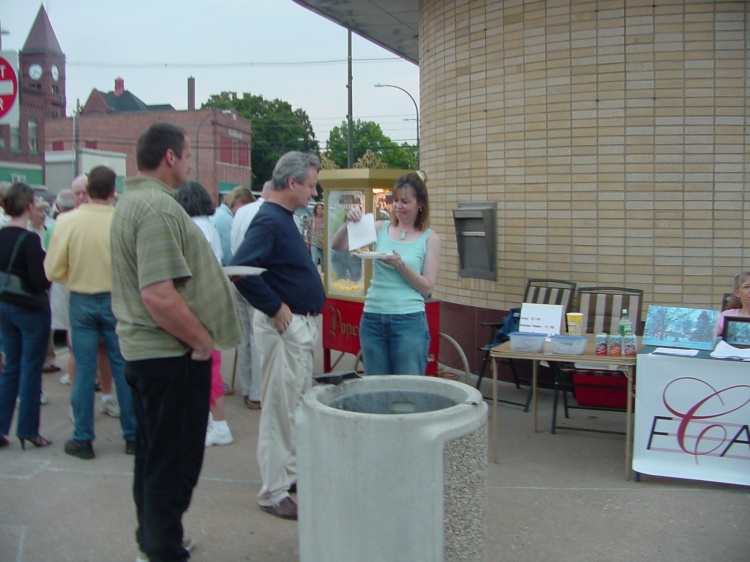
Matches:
[722,292,739,311]
[476,279,576,409]
[550,286,643,433]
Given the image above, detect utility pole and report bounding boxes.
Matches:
[346,29,353,168]
[0,21,9,50]
[74,99,81,175]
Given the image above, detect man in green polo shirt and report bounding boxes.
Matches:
[111,123,240,562]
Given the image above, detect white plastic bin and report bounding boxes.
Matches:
[296,375,488,562]
[549,335,587,355]
[509,331,546,352]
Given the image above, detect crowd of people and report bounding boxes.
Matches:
[0,120,444,561]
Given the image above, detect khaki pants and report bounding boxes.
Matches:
[254,312,318,505]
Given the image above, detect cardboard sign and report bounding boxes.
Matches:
[519,303,564,335]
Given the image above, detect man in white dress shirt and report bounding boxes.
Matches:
[229,181,272,409]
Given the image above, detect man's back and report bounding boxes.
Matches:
[231,197,264,255]
[111,175,239,361]
[44,203,115,293]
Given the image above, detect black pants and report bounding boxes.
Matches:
[125,353,211,562]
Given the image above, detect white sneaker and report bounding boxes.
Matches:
[101,398,120,418]
[59,373,70,385]
[205,420,233,446]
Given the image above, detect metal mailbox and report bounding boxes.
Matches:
[452,201,497,280]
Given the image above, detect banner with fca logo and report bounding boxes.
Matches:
[634,354,750,486]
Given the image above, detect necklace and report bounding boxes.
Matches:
[399,229,407,240]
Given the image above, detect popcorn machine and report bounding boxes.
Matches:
[318,168,440,374]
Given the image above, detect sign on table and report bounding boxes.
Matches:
[634,353,750,486]
[519,303,563,335]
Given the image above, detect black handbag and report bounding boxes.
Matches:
[0,231,48,309]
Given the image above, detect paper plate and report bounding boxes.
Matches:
[223,266,266,277]
[352,251,393,259]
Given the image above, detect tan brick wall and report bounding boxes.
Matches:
[421,0,750,313]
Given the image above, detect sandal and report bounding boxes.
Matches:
[244,397,261,410]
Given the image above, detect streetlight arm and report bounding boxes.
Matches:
[374,83,419,121]
[373,83,420,168]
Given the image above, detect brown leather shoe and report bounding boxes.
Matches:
[244,396,261,410]
[260,496,298,520]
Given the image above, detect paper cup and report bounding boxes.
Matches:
[566,313,584,336]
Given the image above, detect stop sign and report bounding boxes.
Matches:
[0,56,19,120]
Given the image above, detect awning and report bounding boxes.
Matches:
[291,0,419,64]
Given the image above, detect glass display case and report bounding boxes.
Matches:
[327,189,366,299]
[320,169,407,302]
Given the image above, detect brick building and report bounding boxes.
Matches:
[296,0,750,372]
[0,5,65,186]
[45,77,252,200]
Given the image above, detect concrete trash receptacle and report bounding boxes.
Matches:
[297,375,488,562]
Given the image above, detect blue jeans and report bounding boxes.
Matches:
[0,301,50,438]
[360,311,429,376]
[311,245,323,267]
[69,292,136,442]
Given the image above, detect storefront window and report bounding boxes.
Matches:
[10,126,20,153]
[28,120,38,154]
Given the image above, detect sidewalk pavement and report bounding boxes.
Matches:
[0,346,748,562]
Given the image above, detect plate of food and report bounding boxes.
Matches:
[222,266,266,277]
[351,250,393,260]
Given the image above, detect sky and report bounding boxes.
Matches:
[1,0,420,149]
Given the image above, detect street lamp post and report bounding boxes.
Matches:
[374,83,420,169]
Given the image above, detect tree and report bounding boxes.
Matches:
[204,92,319,188]
[326,120,416,169]
[353,149,386,169]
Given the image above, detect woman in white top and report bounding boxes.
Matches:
[175,182,233,446]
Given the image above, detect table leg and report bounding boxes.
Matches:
[625,366,634,481]
[532,360,539,433]
[491,356,498,464]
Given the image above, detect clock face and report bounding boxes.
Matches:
[28,64,43,80]
[51,65,59,81]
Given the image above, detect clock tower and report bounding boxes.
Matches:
[0,5,64,186]
[19,5,66,154]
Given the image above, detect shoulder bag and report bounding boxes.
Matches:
[0,230,48,309]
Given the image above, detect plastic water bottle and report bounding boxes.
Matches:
[618,309,633,336]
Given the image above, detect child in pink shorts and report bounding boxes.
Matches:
[206,350,233,446]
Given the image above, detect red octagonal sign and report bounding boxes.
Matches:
[0,57,19,119]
